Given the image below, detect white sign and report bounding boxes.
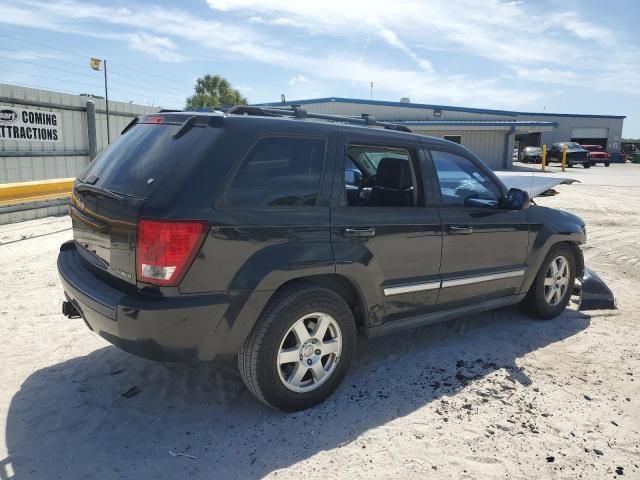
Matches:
[0,107,62,142]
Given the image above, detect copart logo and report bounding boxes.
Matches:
[0,109,19,123]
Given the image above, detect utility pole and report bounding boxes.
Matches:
[90,57,111,145]
[104,59,110,144]
[370,81,373,100]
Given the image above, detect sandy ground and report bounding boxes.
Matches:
[1,163,639,480]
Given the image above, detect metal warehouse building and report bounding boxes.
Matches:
[255,98,625,170]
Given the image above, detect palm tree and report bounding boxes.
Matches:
[185,74,248,110]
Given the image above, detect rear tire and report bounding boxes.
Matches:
[522,245,576,320]
[238,286,356,411]
[583,162,591,168]
[605,162,610,167]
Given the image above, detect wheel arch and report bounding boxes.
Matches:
[521,238,584,294]
[264,274,368,330]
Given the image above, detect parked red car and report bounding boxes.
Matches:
[581,145,611,167]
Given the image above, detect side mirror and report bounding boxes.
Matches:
[505,188,530,210]
[344,169,362,186]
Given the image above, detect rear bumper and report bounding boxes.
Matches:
[57,241,231,362]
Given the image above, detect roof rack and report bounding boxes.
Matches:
[226,105,412,133]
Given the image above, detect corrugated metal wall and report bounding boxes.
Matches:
[414,129,508,169]
[0,83,159,183]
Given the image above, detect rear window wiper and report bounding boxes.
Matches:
[75,183,128,201]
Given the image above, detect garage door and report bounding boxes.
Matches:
[571,127,608,138]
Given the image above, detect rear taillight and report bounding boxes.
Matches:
[136,219,207,286]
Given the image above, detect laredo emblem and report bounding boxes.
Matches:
[0,109,19,123]
[113,269,133,280]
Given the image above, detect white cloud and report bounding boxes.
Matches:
[127,32,188,63]
[235,85,255,93]
[0,49,68,61]
[204,0,597,65]
[548,12,615,47]
[0,0,635,110]
[288,74,309,86]
[512,67,580,86]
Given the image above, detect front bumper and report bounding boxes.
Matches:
[57,241,230,362]
[567,155,589,164]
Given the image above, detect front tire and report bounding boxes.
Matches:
[238,286,356,411]
[522,245,576,320]
[605,162,610,167]
[583,161,591,168]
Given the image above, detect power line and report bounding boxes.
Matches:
[0,46,93,72]
[0,32,193,91]
[0,56,188,101]
[109,62,192,92]
[0,55,100,79]
[1,68,104,91]
[0,48,192,98]
[0,80,136,104]
[0,67,184,107]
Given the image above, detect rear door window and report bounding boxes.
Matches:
[220,136,325,208]
[343,145,421,207]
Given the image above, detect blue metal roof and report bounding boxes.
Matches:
[397,120,558,127]
[253,97,625,120]
[514,111,625,119]
[254,97,518,117]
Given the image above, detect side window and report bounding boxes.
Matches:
[222,137,325,208]
[344,145,420,207]
[431,150,502,208]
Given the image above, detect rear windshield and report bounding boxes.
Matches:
[78,123,221,198]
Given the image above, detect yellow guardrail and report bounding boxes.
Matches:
[0,178,75,207]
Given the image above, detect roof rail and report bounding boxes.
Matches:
[226,105,412,133]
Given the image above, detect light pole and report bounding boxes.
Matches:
[103,59,110,144]
[90,57,110,144]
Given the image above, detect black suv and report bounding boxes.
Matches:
[547,142,591,168]
[58,107,586,411]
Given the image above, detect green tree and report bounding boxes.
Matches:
[185,74,247,110]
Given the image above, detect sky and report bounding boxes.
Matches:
[1,0,638,136]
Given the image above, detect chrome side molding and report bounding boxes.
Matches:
[442,269,525,288]
[384,281,441,296]
[384,269,526,296]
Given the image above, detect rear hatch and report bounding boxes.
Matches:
[71,113,222,286]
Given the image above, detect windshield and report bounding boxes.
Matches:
[78,123,223,198]
[562,142,581,149]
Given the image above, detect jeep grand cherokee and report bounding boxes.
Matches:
[58,107,586,411]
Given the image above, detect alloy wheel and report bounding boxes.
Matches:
[277,312,342,393]
[544,255,571,306]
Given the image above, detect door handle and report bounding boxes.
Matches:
[343,227,376,238]
[447,225,473,235]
